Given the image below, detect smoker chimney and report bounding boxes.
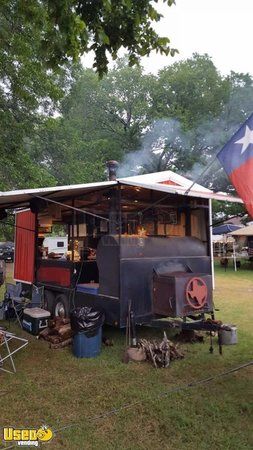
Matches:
[106,160,119,181]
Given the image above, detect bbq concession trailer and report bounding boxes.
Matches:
[0,168,242,327]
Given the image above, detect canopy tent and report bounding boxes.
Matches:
[212,224,242,235]
[231,224,253,258]
[212,234,235,243]
[231,224,253,236]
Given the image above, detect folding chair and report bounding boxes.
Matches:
[5,283,30,328]
[0,328,28,374]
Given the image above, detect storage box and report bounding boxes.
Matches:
[76,283,99,295]
[22,308,51,335]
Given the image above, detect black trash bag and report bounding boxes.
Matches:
[70,306,105,337]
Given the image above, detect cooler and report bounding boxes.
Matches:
[22,307,51,335]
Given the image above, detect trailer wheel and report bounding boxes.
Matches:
[44,290,55,314]
[53,294,69,318]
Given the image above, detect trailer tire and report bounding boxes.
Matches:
[44,290,55,314]
[53,293,69,318]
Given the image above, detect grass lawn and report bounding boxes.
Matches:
[0,262,252,450]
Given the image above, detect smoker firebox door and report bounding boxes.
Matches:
[153,271,213,317]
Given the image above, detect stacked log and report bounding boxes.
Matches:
[38,317,73,349]
[139,332,184,368]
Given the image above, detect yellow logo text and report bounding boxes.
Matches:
[3,426,53,446]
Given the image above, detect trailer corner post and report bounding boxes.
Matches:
[118,183,122,301]
[71,198,75,262]
[209,199,215,290]
[233,241,237,272]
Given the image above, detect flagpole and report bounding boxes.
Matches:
[185,112,253,196]
[184,156,218,195]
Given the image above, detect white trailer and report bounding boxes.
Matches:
[43,236,68,255]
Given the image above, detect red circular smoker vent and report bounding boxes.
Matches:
[185,277,208,310]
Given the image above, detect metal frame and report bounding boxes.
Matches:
[31,284,44,308]
[0,330,28,374]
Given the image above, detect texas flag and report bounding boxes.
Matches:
[217,113,253,218]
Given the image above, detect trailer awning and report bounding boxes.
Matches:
[0,170,242,210]
[0,181,117,209]
[118,171,243,203]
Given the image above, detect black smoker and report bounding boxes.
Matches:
[86,234,213,327]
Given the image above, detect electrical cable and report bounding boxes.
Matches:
[33,194,109,222]
[0,360,251,449]
[51,359,253,433]
[0,219,35,233]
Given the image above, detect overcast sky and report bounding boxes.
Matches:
[141,0,253,75]
[83,0,253,76]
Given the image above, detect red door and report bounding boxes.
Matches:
[14,210,36,284]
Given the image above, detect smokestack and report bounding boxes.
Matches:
[106,160,119,181]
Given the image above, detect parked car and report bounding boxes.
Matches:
[0,242,14,262]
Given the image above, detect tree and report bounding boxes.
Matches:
[139,57,253,197]
[195,71,253,193]
[0,0,77,189]
[97,59,156,152]
[211,200,247,223]
[120,118,201,176]
[153,54,230,129]
[1,0,177,189]
[119,55,231,176]
[29,61,156,184]
[28,69,121,185]
[29,56,253,197]
[43,0,177,76]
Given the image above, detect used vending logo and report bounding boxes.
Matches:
[3,425,53,446]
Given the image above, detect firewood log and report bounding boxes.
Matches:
[57,324,73,340]
[139,336,184,367]
[61,318,70,325]
[47,335,62,344]
[50,338,73,349]
[38,327,56,339]
[57,323,71,335]
[38,327,50,339]
[53,319,65,331]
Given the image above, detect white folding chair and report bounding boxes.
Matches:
[0,329,28,374]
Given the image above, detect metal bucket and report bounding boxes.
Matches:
[219,325,238,345]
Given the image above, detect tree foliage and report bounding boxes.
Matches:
[29,61,156,183]
[44,0,177,76]
[153,54,230,128]
[27,55,253,201]
[0,0,177,188]
[0,0,77,188]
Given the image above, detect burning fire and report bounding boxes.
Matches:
[137,226,147,237]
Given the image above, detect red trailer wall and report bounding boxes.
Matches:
[14,210,36,284]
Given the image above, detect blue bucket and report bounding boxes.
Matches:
[73,327,102,358]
